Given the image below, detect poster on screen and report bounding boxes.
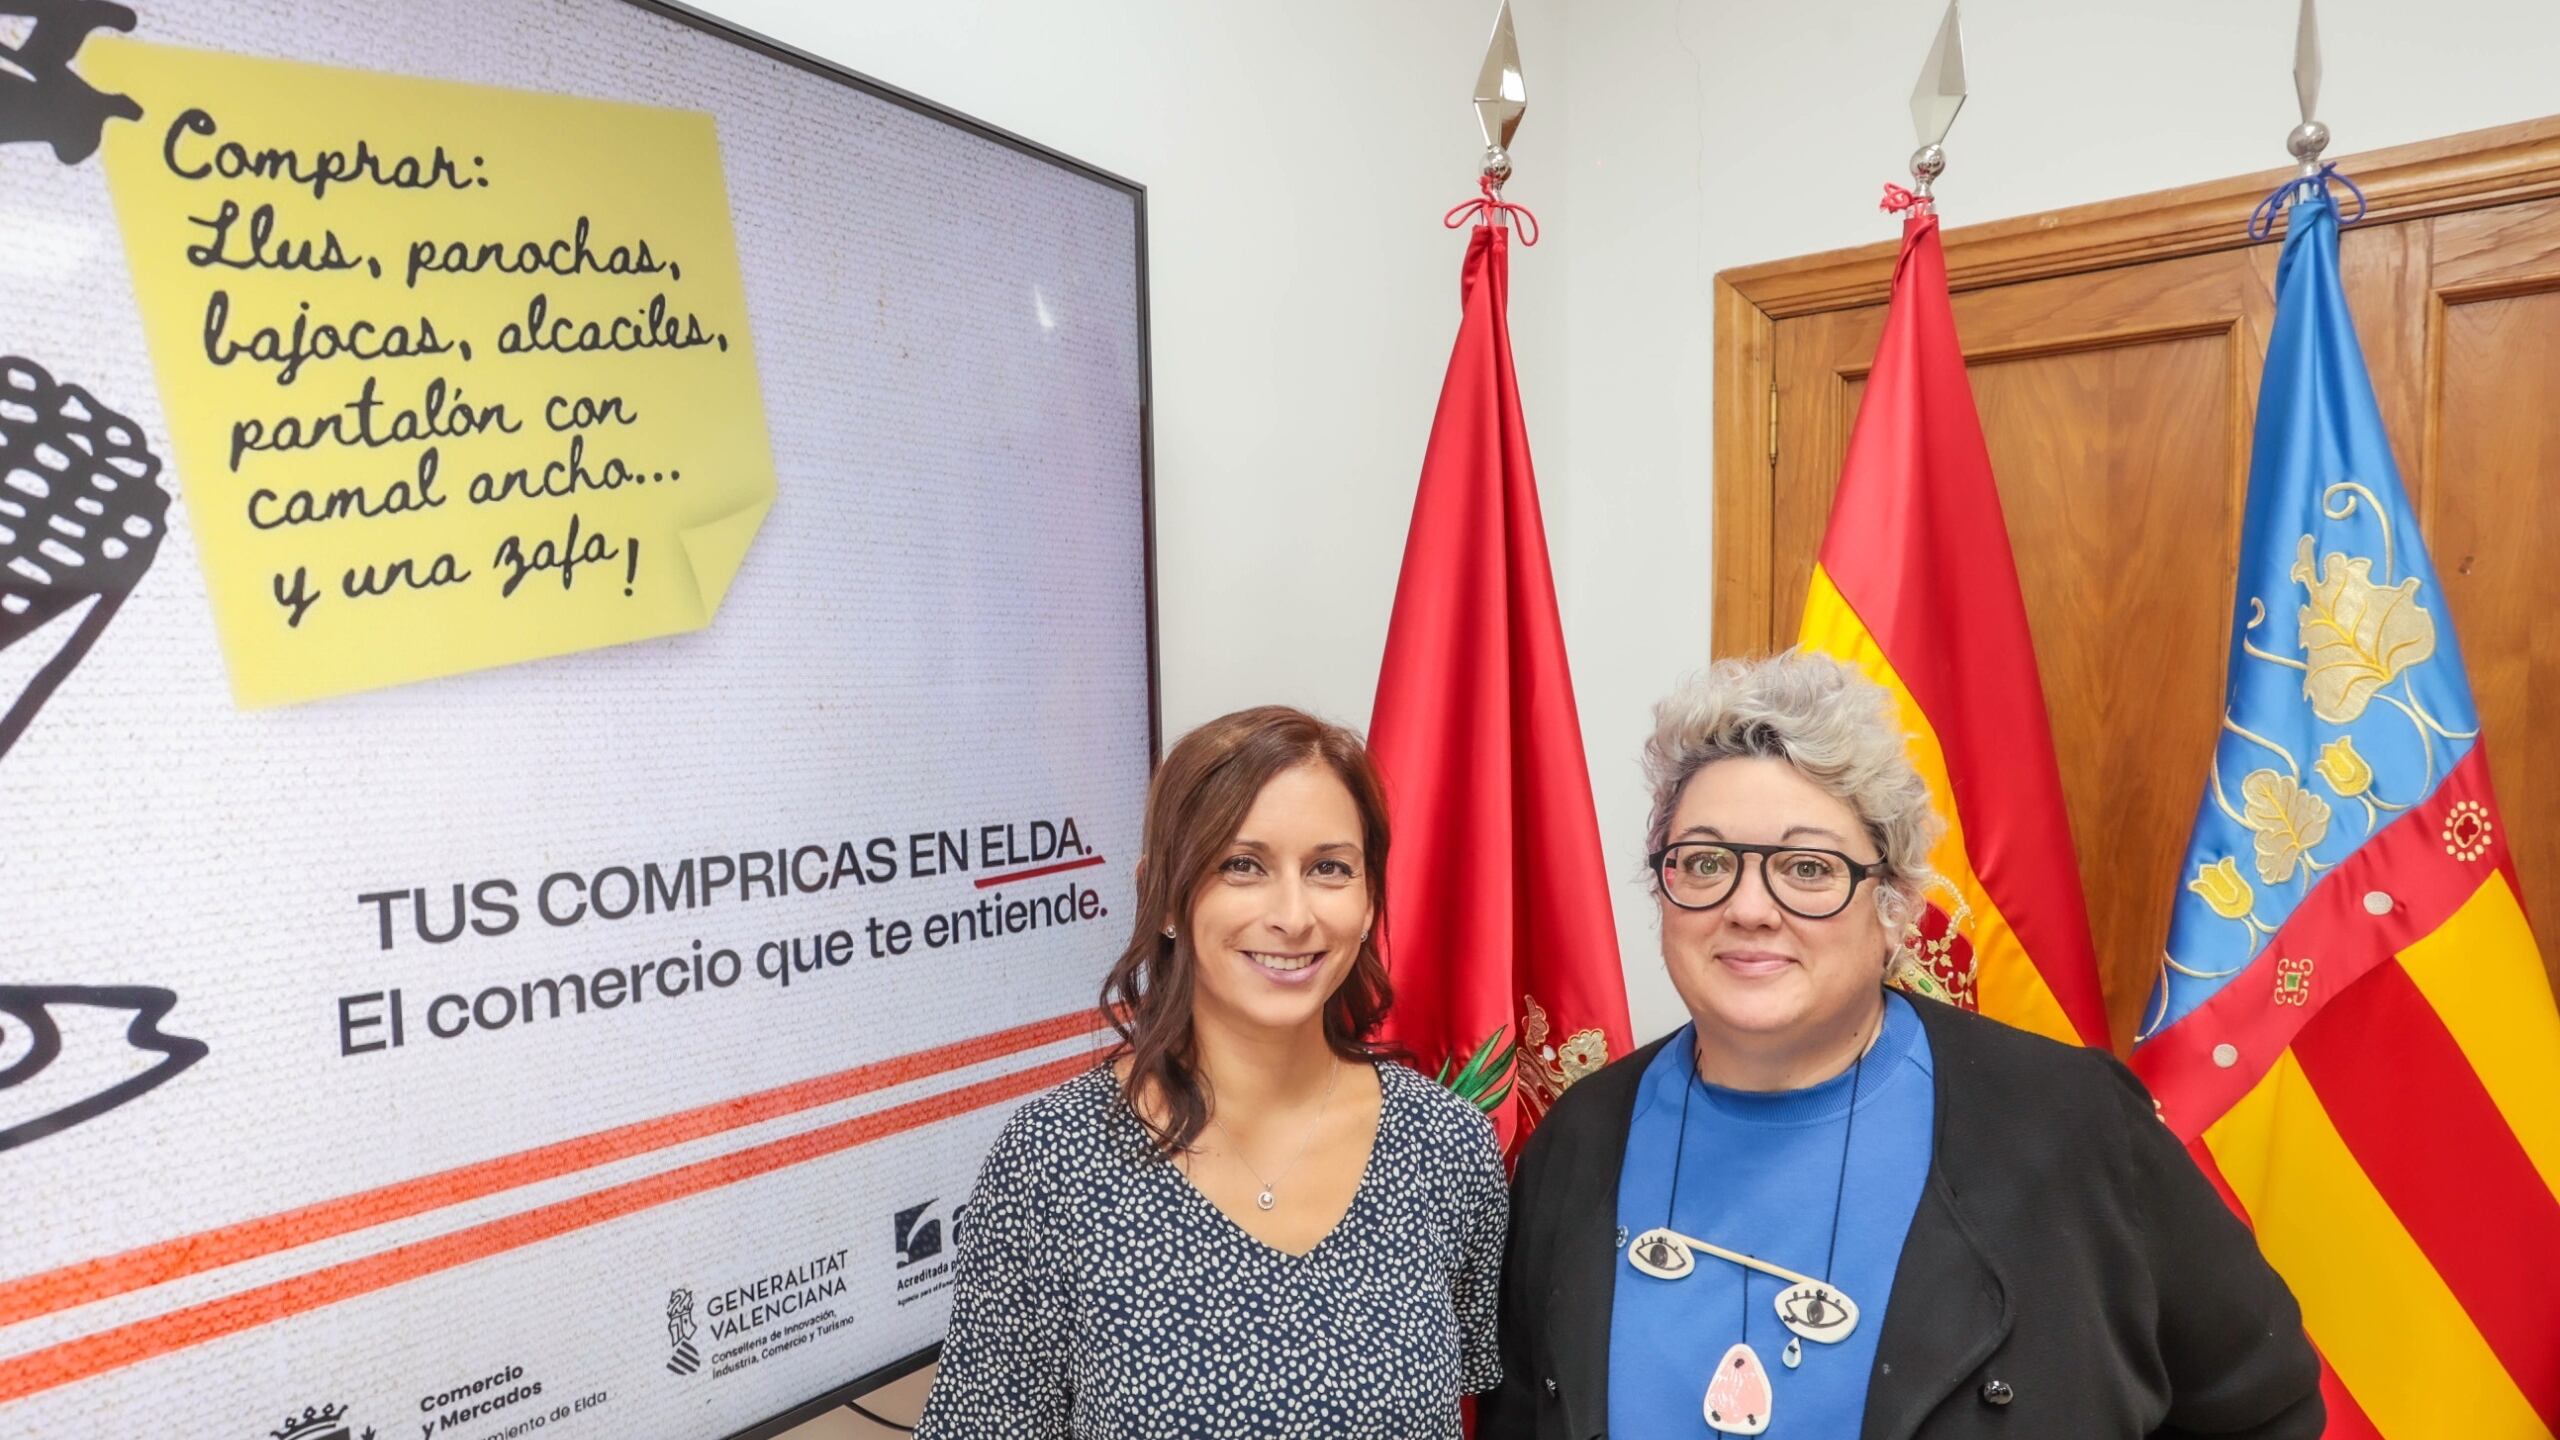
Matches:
[0,2,1150,1435]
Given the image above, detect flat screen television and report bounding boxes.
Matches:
[0,2,1154,1435]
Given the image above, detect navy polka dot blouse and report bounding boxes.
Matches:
[916,1061,1508,1438]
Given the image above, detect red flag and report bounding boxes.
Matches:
[1797,208,2110,1049]
[1370,220,1631,1154]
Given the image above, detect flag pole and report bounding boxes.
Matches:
[2287,0,2329,180]
[1907,0,1967,208]
[2249,0,2364,242]
[1473,1,1524,206]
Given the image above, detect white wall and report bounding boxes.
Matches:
[690,0,1574,743]
[687,0,2560,1052]
[1559,0,2560,1040]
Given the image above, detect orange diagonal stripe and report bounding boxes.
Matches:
[0,1009,1105,1328]
[0,1051,1091,1404]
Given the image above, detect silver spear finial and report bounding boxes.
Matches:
[2288,0,2329,176]
[1474,1,1525,188]
[1908,0,1967,199]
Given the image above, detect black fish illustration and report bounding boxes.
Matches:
[1,984,207,1151]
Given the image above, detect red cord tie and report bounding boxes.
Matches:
[1444,175,1540,245]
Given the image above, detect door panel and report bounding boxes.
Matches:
[1972,336,2238,1049]
[2436,284,2560,955]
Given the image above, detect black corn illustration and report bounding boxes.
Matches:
[0,354,169,759]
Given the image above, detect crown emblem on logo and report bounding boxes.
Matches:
[272,1403,353,1440]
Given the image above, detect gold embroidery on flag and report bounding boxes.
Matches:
[2443,800,2492,863]
[1886,882,1977,1011]
[2189,857,2258,920]
[2312,734,2405,834]
[2292,531,2437,726]
[2274,956,2315,1006]
[1885,942,1953,1007]
[2241,770,2334,885]
[2143,474,2491,1045]
[1517,993,1608,1123]
[2312,736,2372,798]
[2170,859,2271,997]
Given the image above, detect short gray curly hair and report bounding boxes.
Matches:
[1640,651,1943,902]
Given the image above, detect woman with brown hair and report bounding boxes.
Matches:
[916,705,1509,1439]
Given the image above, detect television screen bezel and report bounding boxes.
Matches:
[608,4,1159,1434]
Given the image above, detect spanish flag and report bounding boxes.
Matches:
[2135,188,2560,1438]
[1795,204,2109,1049]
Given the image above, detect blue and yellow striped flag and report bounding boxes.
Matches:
[2134,187,2560,1437]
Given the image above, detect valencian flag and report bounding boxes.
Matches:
[2134,188,2560,1437]
[1796,200,2110,1048]
[1369,212,1632,1154]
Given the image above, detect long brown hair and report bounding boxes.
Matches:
[1102,705,1396,1155]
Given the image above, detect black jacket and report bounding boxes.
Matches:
[1479,998,2322,1439]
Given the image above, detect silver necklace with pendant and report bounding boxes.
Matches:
[1624,1025,1871,1435]
[1202,1059,1341,1210]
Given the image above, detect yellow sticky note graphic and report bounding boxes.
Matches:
[86,38,777,707]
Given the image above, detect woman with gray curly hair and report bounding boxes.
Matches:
[1482,651,2318,1440]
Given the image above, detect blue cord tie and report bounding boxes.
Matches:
[2249,162,2368,240]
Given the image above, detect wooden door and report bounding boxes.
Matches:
[1713,118,2560,1051]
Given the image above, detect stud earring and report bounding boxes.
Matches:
[1161,926,1177,940]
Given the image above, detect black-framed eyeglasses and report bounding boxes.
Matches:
[1649,840,1887,920]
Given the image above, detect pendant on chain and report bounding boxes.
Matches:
[1703,1341,1774,1435]
[1626,1227,1695,1280]
[1774,1281,1859,1343]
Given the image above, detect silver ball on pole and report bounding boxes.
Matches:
[1908,142,1946,196]
[1480,144,1513,187]
[2286,119,2331,174]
